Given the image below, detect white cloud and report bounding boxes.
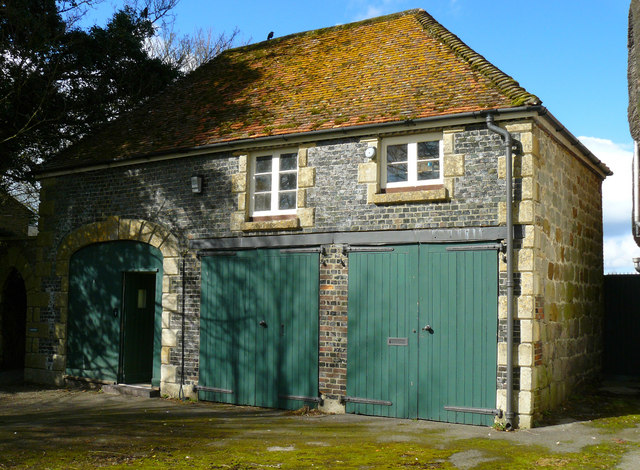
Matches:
[355,6,384,20]
[579,136,640,273]
[604,234,640,274]
[349,0,409,21]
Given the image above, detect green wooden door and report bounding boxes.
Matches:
[67,242,163,384]
[199,249,319,410]
[121,272,156,384]
[346,244,498,425]
[419,246,498,425]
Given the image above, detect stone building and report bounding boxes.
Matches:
[629,0,640,251]
[23,9,610,428]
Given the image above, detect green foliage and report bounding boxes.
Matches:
[0,0,181,189]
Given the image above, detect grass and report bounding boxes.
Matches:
[1,385,640,469]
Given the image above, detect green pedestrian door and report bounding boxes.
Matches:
[199,249,319,410]
[346,244,498,425]
[66,241,163,385]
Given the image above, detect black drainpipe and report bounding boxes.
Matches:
[486,114,515,430]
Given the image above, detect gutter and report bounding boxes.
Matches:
[486,114,515,431]
[38,105,578,179]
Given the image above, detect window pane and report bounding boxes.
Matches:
[387,163,408,183]
[387,144,408,163]
[417,161,440,180]
[280,153,297,171]
[417,141,440,160]
[279,191,296,210]
[279,172,297,190]
[255,193,271,211]
[255,155,272,173]
[255,174,272,192]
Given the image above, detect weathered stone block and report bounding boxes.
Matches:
[241,218,300,232]
[231,173,246,193]
[161,346,171,364]
[443,154,464,177]
[370,187,448,205]
[163,257,179,276]
[298,167,316,188]
[230,211,245,231]
[298,208,315,227]
[162,293,178,312]
[161,364,177,383]
[297,189,306,208]
[162,328,177,347]
[518,390,533,415]
[518,343,533,367]
[298,147,308,167]
[238,154,247,173]
[357,162,377,183]
[520,366,533,391]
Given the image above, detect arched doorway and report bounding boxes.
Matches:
[66,241,163,385]
[1,268,27,372]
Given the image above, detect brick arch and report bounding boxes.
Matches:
[55,216,183,395]
[56,216,181,265]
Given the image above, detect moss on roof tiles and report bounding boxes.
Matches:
[45,9,541,171]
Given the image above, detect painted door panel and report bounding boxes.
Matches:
[121,272,156,384]
[199,250,319,410]
[66,241,163,384]
[346,244,498,425]
[346,245,419,417]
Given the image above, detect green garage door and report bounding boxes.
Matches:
[199,249,319,410]
[346,244,498,425]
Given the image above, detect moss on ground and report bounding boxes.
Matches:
[1,387,640,469]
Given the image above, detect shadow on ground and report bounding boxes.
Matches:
[1,378,640,469]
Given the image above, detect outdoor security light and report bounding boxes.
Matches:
[365,147,376,159]
[191,175,203,194]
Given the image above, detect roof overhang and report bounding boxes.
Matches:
[36,105,611,180]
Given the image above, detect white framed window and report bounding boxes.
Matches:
[249,149,298,216]
[381,133,443,189]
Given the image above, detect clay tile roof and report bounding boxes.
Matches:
[44,9,541,171]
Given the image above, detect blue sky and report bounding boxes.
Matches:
[82,0,640,272]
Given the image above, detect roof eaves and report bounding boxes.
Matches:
[413,10,541,107]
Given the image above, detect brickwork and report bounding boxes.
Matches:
[318,245,349,402]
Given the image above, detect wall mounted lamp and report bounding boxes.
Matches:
[191,175,203,194]
[633,257,640,274]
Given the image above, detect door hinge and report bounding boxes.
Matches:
[445,244,502,252]
[341,396,393,406]
[194,385,233,394]
[444,405,502,417]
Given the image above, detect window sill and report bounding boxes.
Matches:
[370,185,448,205]
[241,217,301,232]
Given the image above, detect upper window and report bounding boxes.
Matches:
[381,134,443,189]
[250,150,298,216]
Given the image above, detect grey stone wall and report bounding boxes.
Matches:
[35,123,514,403]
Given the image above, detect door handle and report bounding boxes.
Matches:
[259,320,267,328]
[422,324,434,334]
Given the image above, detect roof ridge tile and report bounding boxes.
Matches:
[413,10,541,106]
